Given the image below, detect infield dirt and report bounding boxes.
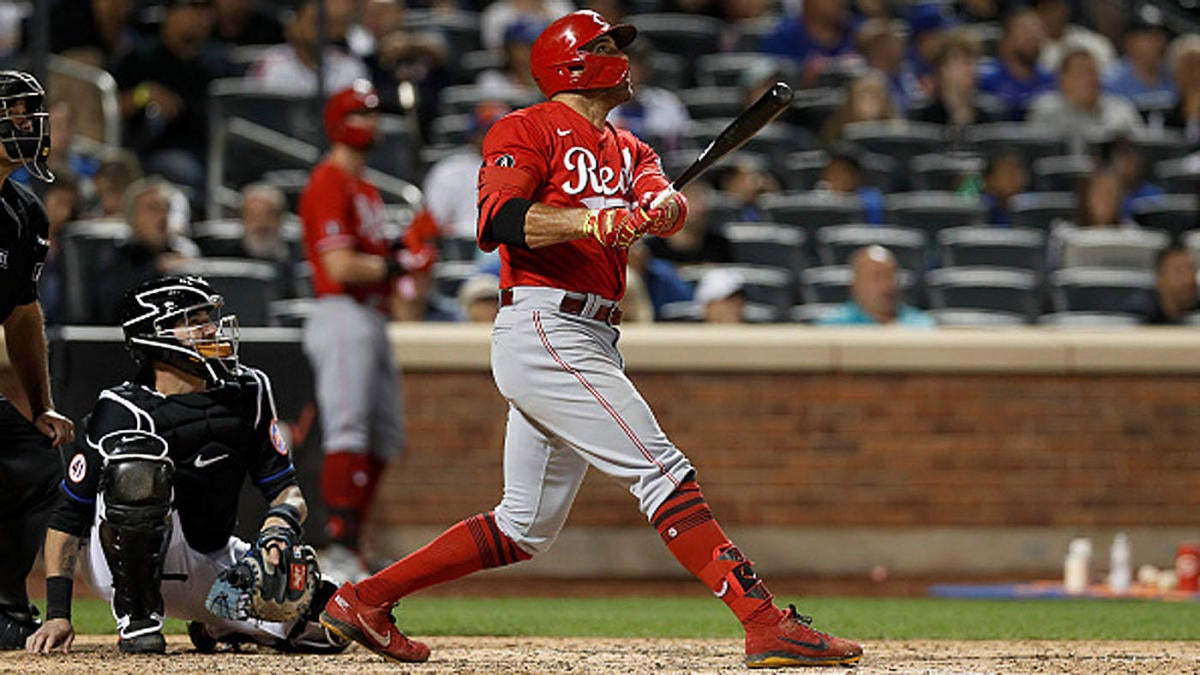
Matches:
[5,635,1199,674]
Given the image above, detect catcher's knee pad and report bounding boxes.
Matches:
[96,430,174,623]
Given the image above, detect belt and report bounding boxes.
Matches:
[500,288,622,325]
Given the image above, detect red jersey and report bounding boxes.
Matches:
[300,159,392,313]
[476,100,671,301]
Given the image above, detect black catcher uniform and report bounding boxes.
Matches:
[42,276,343,653]
[0,70,65,649]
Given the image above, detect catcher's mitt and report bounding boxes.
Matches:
[206,525,319,622]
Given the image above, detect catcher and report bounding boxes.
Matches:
[26,276,346,655]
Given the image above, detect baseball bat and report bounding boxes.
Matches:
[652,81,794,208]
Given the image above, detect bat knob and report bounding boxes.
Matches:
[771,81,794,105]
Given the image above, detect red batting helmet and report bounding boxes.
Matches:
[530,10,637,99]
[323,79,380,149]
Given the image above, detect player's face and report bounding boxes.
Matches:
[171,308,235,358]
[0,98,31,165]
[581,35,632,103]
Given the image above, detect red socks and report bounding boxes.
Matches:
[652,480,781,626]
[355,512,530,607]
[321,451,386,549]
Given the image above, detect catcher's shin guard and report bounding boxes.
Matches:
[96,431,174,637]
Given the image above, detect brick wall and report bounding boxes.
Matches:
[375,370,1200,531]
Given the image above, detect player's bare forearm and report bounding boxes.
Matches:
[263,485,308,530]
[43,528,82,579]
[4,301,53,416]
[523,203,592,248]
[319,247,389,285]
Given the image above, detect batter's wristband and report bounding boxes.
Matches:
[385,255,406,279]
[46,575,73,620]
[265,503,303,534]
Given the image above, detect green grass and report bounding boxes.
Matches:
[61,596,1200,641]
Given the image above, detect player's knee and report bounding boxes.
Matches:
[492,508,556,557]
[98,430,173,527]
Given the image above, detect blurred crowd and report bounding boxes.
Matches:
[16,0,1200,327]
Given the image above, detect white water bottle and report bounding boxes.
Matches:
[1109,533,1132,594]
[1064,537,1092,595]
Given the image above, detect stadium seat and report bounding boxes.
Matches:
[437,85,540,117]
[659,300,704,322]
[926,267,1040,321]
[1154,157,1200,194]
[724,222,806,276]
[174,258,280,326]
[704,191,743,232]
[679,87,750,121]
[1009,192,1077,230]
[815,224,927,275]
[759,191,867,237]
[431,261,479,303]
[800,265,914,305]
[842,121,947,179]
[405,9,482,55]
[883,191,987,236]
[429,113,473,148]
[646,52,688,90]
[788,303,844,324]
[694,53,798,88]
[1037,311,1142,327]
[628,13,725,82]
[1049,267,1155,313]
[928,308,1028,327]
[60,219,130,325]
[268,298,317,328]
[937,226,1046,272]
[458,49,505,83]
[366,114,419,181]
[191,219,245,258]
[788,87,845,134]
[1124,128,1193,167]
[208,78,322,145]
[438,236,480,263]
[964,123,1069,166]
[909,153,984,192]
[1185,230,1200,262]
[1058,227,1169,270]
[1130,194,1199,238]
[731,14,779,51]
[780,149,896,192]
[1031,155,1095,192]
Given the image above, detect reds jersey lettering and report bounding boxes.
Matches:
[477,101,672,299]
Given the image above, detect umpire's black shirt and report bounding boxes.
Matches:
[0,178,50,322]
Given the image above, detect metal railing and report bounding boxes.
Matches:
[48,54,121,147]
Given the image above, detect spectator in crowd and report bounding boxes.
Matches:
[1100,135,1163,221]
[12,101,100,191]
[644,181,732,265]
[248,0,369,95]
[977,7,1056,120]
[1103,13,1173,104]
[50,0,138,70]
[410,101,510,255]
[476,18,544,100]
[212,0,285,47]
[819,70,898,145]
[957,0,1003,23]
[609,39,690,152]
[480,0,574,52]
[90,151,142,218]
[1072,169,1131,228]
[113,0,227,204]
[976,150,1028,227]
[855,18,921,114]
[627,241,694,321]
[1033,0,1116,73]
[1164,34,1200,145]
[911,28,1003,129]
[819,245,935,327]
[814,143,884,224]
[1027,47,1143,143]
[694,267,747,324]
[231,182,297,299]
[1124,244,1199,324]
[456,273,501,323]
[96,177,199,324]
[582,0,631,24]
[850,0,890,21]
[904,2,960,94]
[715,154,779,222]
[35,171,83,327]
[759,0,857,84]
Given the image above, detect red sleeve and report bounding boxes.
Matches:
[300,166,356,253]
[627,132,672,198]
[476,113,549,252]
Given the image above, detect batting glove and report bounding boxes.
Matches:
[638,189,688,237]
[583,207,653,250]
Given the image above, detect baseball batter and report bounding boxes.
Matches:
[320,11,862,668]
[299,80,433,583]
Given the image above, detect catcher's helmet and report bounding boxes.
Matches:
[530,10,637,99]
[0,71,52,182]
[119,276,240,384]
[323,79,380,150]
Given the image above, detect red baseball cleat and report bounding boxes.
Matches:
[319,582,430,663]
[744,605,863,668]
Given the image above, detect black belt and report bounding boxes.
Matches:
[500,288,622,325]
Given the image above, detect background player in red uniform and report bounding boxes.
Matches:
[299,80,433,584]
[320,11,862,668]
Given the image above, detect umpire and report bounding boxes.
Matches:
[0,70,75,650]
